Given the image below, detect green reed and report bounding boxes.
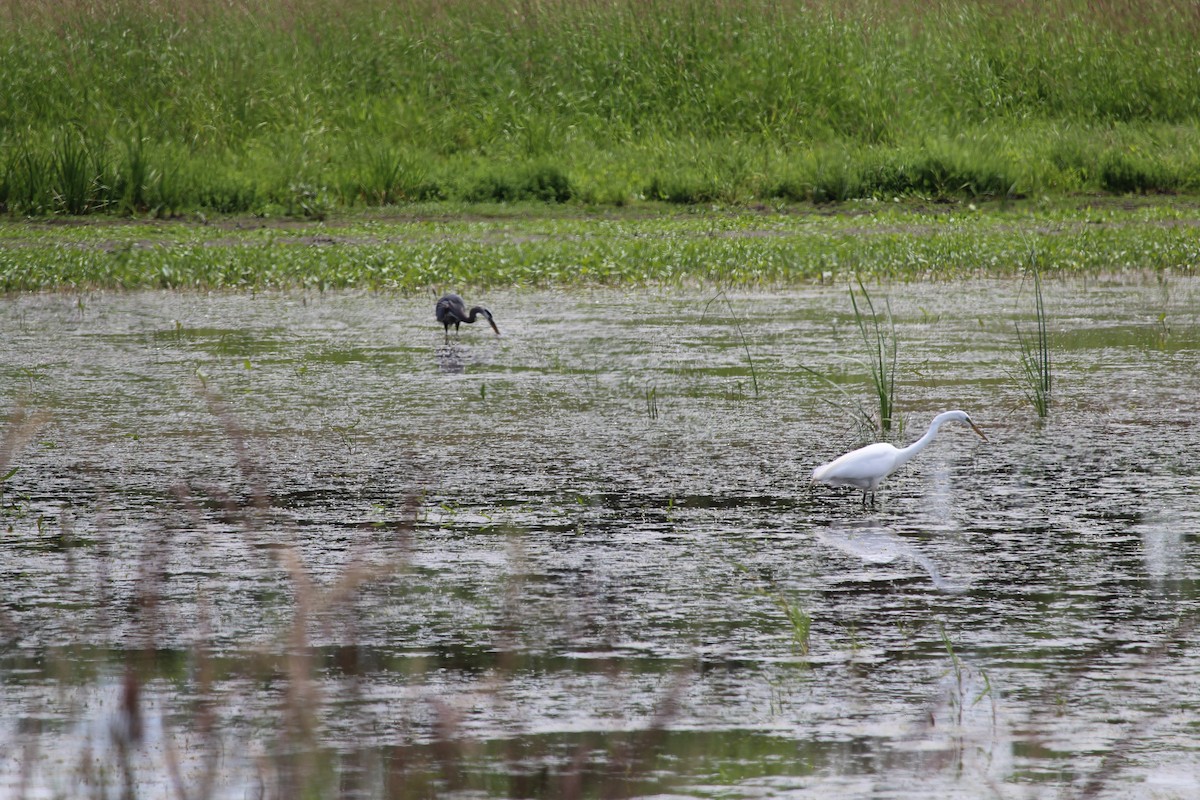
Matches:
[850,279,898,436]
[2,0,1199,215]
[774,591,812,655]
[704,292,760,398]
[1015,261,1052,417]
[733,560,812,656]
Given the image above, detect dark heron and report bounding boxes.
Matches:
[435,293,500,342]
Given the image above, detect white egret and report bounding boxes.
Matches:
[811,410,988,505]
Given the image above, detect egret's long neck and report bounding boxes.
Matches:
[893,419,945,469]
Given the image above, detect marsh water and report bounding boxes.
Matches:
[2,277,1199,799]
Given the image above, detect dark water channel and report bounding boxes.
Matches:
[2,278,1199,798]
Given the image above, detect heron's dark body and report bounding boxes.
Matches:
[435,293,499,339]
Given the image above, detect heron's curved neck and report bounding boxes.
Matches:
[464,306,489,323]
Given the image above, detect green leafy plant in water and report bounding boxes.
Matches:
[1015,259,1052,417]
[795,281,898,440]
[940,623,964,702]
[1154,275,1172,349]
[939,623,996,729]
[850,278,898,436]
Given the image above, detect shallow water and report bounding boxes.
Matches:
[2,277,1199,799]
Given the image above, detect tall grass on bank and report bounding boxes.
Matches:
[1015,260,1053,417]
[2,0,1200,215]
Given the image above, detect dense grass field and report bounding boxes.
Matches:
[2,0,1200,217]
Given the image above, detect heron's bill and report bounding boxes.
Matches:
[969,420,989,442]
[488,319,501,335]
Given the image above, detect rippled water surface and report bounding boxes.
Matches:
[2,278,1199,798]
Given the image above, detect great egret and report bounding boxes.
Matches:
[435,293,500,342]
[811,410,988,505]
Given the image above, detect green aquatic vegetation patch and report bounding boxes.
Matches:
[0,202,1197,291]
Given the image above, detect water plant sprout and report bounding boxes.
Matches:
[811,410,988,505]
[702,291,760,398]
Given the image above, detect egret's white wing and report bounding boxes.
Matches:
[812,443,899,489]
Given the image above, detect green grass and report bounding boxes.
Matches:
[703,292,761,398]
[734,560,812,656]
[1,0,1200,216]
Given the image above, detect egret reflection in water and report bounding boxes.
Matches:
[817,521,963,593]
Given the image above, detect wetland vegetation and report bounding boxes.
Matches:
[3,1,1200,798]
[1,198,1198,292]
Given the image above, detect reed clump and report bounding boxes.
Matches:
[1015,261,1053,417]
[2,0,1199,216]
[850,279,898,436]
